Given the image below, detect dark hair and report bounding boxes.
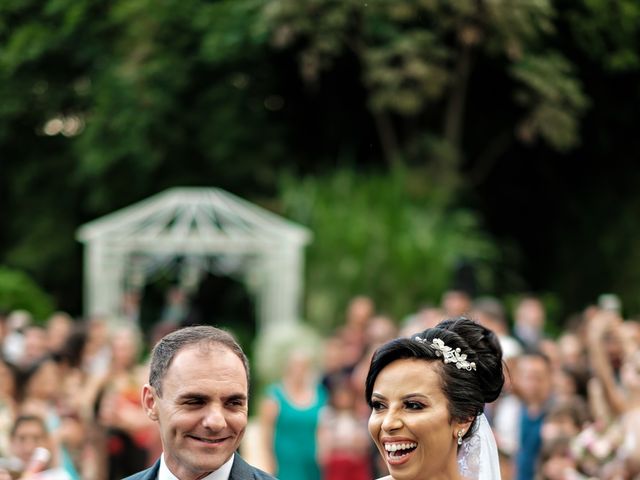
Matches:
[546,397,590,428]
[365,317,504,442]
[148,325,249,397]
[537,436,574,478]
[0,356,18,397]
[10,414,48,438]
[519,350,552,369]
[55,323,88,368]
[16,355,58,402]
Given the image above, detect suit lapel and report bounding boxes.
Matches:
[140,454,261,480]
[229,454,253,480]
[142,459,161,480]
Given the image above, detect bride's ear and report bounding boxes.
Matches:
[454,418,474,441]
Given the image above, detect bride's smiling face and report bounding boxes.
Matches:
[368,358,466,480]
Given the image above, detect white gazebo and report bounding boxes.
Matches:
[76,187,311,334]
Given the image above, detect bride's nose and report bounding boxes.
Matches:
[381,408,403,432]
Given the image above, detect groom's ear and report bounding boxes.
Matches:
[142,384,159,421]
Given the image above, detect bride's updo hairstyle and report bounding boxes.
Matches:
[365,316,504,442]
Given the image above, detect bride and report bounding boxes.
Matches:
[365,317,504,480]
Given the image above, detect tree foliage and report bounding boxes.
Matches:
[279,169,499,329]
[564,0,640,72]
[0,266,55,322]
[0,0,639,322]
[0,0,287,311]
[260,0,589,168]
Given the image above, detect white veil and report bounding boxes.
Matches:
[457,413,501,480]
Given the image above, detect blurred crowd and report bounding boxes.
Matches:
[0,310,162,480]
[1,288,639,480]
[256,292,640,480]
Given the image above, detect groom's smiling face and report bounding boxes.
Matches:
[142,344,248,480]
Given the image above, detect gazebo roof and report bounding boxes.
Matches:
[77,187,311,252]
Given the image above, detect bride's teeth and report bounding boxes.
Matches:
[385,442,417,453]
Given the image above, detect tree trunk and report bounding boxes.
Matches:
[444,42,474,151]
[373,111,401,169]
[469,130,513,185]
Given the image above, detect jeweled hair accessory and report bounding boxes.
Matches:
[414,336,477,371]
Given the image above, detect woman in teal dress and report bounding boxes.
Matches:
[260,349,328,480]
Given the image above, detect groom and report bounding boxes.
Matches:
[123,325,276,480]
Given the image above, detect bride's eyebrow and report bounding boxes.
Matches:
[371,393,429,401]
[401,393,428,400]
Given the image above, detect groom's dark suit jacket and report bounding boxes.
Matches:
[121,454,276,480]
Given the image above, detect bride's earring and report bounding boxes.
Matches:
[457,430,464,445]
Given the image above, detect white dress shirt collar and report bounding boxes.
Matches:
[158,452,234,480]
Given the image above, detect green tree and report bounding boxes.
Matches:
[279,169,500,329]
[0,0,287,312]
[2,0,640,324]
[260,0,588,176]
[0,266,55,321]
[563,0,640,72]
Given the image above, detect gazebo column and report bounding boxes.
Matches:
[84,240,102,318]
[258,243,304,334]
[85,241,127,319]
